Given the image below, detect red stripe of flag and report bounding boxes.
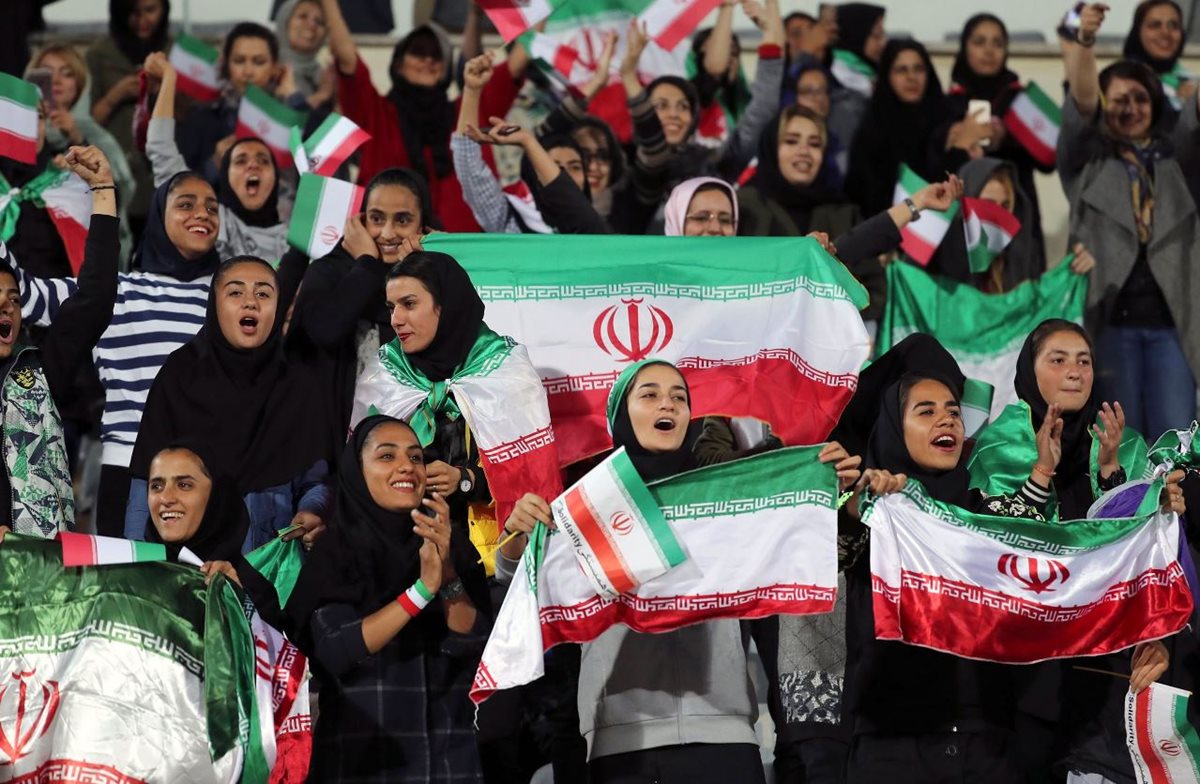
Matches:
[312,128,372,176]
[476,0,533,42]
[59,532,97,566]
[654,0,725,51]
[1003,113,1055,167]
[1134,687,1173,783]
[0,128,37,165]
[552,45,580,80]
[175,73,220,103]
[564,486,636,594]
[477,426,561,524]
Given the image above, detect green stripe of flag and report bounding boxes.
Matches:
[0,73,40,108]
[1172,690,1200,775]
[610,448,687,567]
[649,444,836,518]
[424,234,869,308]
[174,33,219,64]
[243,84,305,128]
[132,540,167,561]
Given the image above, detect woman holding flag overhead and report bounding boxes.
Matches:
[10,167,221,535]
[1060,2,1200,440]
[143,51,289,262]
[284,414,490,782]
[124,253,334,552]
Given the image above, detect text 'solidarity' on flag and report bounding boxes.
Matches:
[169,34,221,102]
[0,73,40,165]
[471,445,840,702]
[551,447,686,598]
[877,257,1088,419]
[1125,682,1200,784]
[0,536,269,783]
[288,172,364,260]
[424,233,872,467]
[962,196,1021,275]
[893,163,960,266]
[864,480,1193,663]
[288,112,370,177]
[236,84,305,169]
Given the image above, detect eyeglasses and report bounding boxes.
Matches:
[685,211,735,228]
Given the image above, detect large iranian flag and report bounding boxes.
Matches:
[237,85,305,169]
[425,233,871,466]
[894,164,959,266]
[864,481,1193,663]
[877,258,1087,419]
[1126,683,1200,783]
[472,444,839,702]
[0,537,268,783]
[0,74,39,165]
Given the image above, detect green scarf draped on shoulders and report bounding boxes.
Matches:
[967,401,1148,519]
[376,323,514,446]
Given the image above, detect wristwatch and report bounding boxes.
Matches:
[439,578,466,601]
[458,467,475,495]
[904,197,921,221]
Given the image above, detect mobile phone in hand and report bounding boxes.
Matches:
[27,68,55,111]
[1057,2,1084,42]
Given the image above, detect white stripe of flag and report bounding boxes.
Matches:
[893,163,958,266]
[639,0,725,52]
[288,173,365,259]
[478,0,558,43]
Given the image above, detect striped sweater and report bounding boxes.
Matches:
[11,248,210,467]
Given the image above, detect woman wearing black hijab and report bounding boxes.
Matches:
[1123,0,1192,123]
[938,14,1052,252]
[836,338,1032,781]
[11,170,223,536]
[143,441,251,565]
[845,39,949,218]
[126,255,335,552]
[284,415,489,782]
[825,3,885,163]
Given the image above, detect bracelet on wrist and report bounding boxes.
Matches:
[89,184,116,192]
[396,579,435,616]
[1032,464,1056,479]
[1076,33,1096,48]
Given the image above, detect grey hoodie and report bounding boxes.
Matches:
[578,619,759,760]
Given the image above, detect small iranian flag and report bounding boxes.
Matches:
[472,445,840,702]
[734,157,758,188]
[502,179,553,233]
[831,48,875,97]
[0,73,40,165]
[961,378,995,438]
[1126,683,1200,783]
[638,0,725,52]
[289,112,370,176]
[1160,67,1192,111]
[962,196,1021,274]
[288,173,364,259]
[1003,82,1061,167]
[237,84,305,169]
[878,258,1087,418]
[426,233,871,466]
[894,163,959,266]
[60,531,166,566]
[865,480,1193,663]
[39,169,90,274]
[478,0,561,43]
[169,34,220,102]
[552,448,686,597]
[519,30,590,84]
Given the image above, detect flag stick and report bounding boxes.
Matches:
[1072,665,1129,680]
[479,530,523,564]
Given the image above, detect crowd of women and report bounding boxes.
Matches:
[1,0,1199,782]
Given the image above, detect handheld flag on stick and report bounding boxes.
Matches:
[169,34,221,102]
[288,173,364,259]
[893,164,959,266]
[288,112,370,176]
[0,73,40,165]
[962,196,1021,274]
[236,84,305,168]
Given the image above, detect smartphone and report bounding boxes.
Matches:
[1057,2,1084,42]
[968,99,992,147]
[27,68,54,110]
